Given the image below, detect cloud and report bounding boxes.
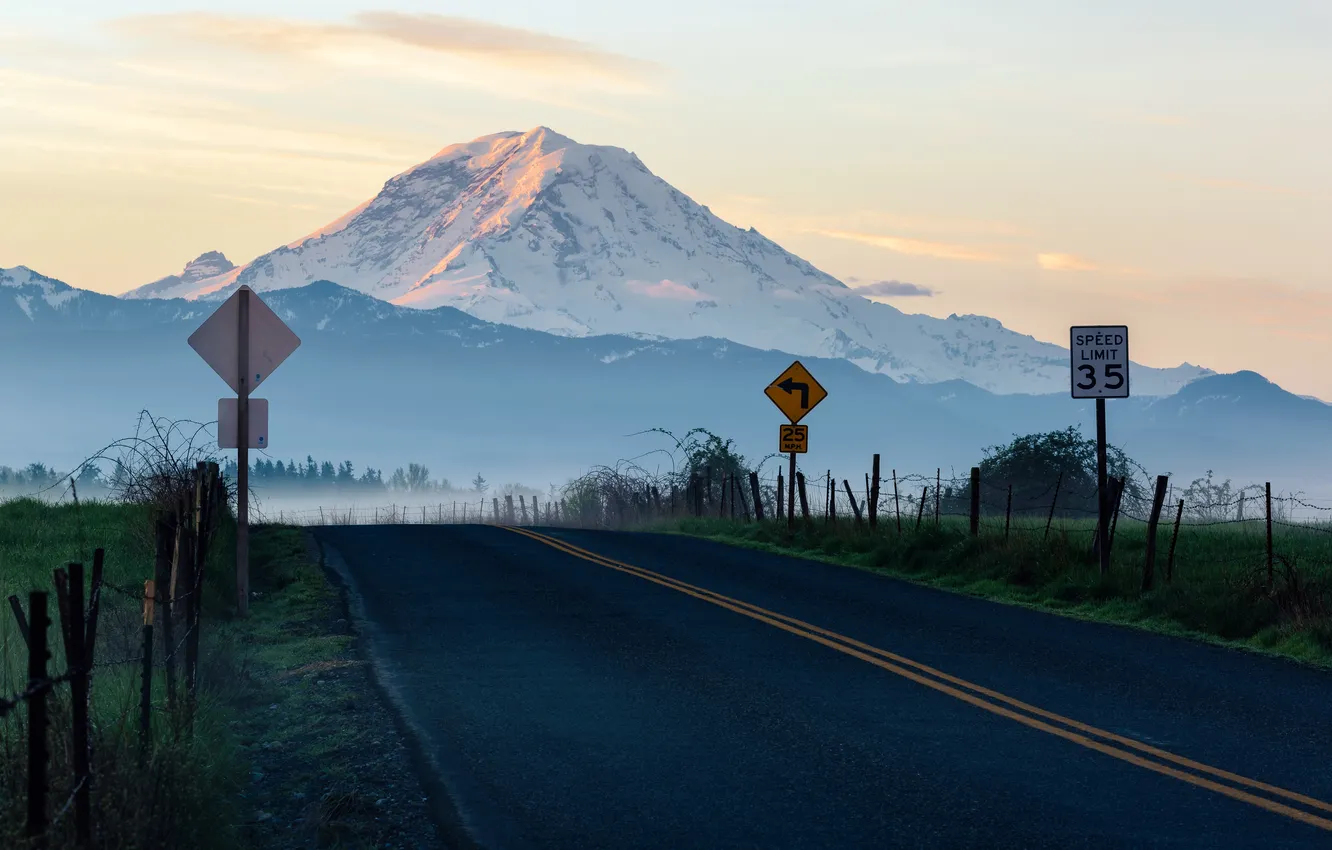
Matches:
[852,279,937,298]
[625,279,707,300]
[1037,253,1099,271]
[108,12,659,93]
[813,229,1006,263]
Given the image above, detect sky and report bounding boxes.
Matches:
[2,1,1330,397]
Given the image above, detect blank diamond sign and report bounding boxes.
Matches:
[188,286,300,394]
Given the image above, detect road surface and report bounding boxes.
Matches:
[312,524,1332,849]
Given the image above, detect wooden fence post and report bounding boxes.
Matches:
[1005,484,1013,542]
[916,487,928,530]
[140,582,155,762]
[8,593,30,647]
[827,471,836,524]
[969,467,981,536]
[519,495,528,524]
[776,472,784,519]
[153,514,177,714]
[796,472,810,520]
[27,591,50,848]
[1142,475,1170,592]
[843,480,863,526]
[869,455,880,528]
[1045,471,1063,541]
[893,470,901,533]
[934,469,941,527]
[492,497,501,523]
[1266,483,1274,591]
[506,495,515,524]
[737,476,752,521]
[62,562,92,846]
[749,472,764,522]
[1167,500,1184,583]
[1108,476,1126,555]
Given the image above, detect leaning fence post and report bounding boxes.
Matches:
[1266,483,1274,591]
[1107,476,1125,556]
[1142,475,1170,592]
[1166,499,1184,582]
[796,472,810,520]
[27,590,50,848]
[969,467,981,536]
[916,487,928,530]
[7,593,29,647]
[1045,471,1063,541]
[843,480,863,526]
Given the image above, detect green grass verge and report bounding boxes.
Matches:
[661,514,1332,666]
[1,497,244,849]
[1,499,435,848]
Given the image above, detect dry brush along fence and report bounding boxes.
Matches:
[2,461,227,848]
[281,456,1332,595]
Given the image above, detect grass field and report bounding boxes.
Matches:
[664,512,1332,666]
[0,498,438,848]
[0,497,244,849]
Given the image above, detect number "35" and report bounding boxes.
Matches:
[1076,364,1125,391]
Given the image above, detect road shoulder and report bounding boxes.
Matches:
[227,525,443,848]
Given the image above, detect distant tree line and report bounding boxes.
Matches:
[0,455,554,502]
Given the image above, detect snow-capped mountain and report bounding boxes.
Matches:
[5,274,1328,491]
[130,251,236,301]
[120,127,1210,395]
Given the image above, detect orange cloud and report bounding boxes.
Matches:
[1037,253,1099,271]
[813,230,1005,263]
[108,12,659,85]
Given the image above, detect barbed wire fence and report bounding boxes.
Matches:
[1,453,228,847]
[264,458,1332,597]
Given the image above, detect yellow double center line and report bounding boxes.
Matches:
[504,525,1332,833]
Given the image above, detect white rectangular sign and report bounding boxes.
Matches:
[218,398,269,449]
[1070,326,1130,398]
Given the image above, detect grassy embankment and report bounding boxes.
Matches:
[0,499,434,848]
[664,512,1332,665]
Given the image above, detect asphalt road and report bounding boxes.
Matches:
[313,524,1332,849]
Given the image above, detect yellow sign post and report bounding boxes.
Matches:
[764,360,828,424]
[765,361,828,529]
[779,424,808,454]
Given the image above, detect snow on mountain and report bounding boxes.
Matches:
[117,127,1210,395]
[124,251,236,300]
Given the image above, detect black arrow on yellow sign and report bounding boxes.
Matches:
[777,377,810,408]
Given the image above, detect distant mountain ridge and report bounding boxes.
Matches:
[2,270,1326,491]
[117,126,1211,396]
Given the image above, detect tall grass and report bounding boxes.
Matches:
[0,498,244,849]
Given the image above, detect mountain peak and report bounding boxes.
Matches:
[107,128,1213,394]
[122,251,236,299]
[180,251,235,283]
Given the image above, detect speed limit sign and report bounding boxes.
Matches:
[1070,326,1130,399]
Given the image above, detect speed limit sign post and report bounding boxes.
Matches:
[1071,325,1130,577]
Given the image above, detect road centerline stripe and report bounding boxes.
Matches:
[503,526,1332,833]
